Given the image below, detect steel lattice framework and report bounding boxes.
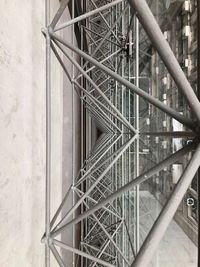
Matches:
[42,0,200,267]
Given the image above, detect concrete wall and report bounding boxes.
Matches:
[0,1,79,266]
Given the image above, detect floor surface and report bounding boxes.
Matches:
[139,191,197,267]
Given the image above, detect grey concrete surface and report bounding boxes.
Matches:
[138,191,197,267]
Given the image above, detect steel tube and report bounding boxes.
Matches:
[75,135,122,187]
[51,33,194,130]
[82,5,128,71]
[83,32,115,71]
[128,0,200,125]
[80,93,120,133]
[54,0,122,31]
[89,0,120,44]
[75,188,122,220]
[90,221,124,267]
[50,185,72,228]
[79,142,130,185]
[84,101,114,133]
[74,82,122,133]
[131,143,200,267]
[52,142,194,230]
[83,209,111,241]
[50,244,66,267]
[53,38,137,133]
[135,16,140,253]
[141,131,196,138]
[81,242,115,260]
[82,26,121,48]
[45,0,51,265]
[75,191,130,266]
[53,240,116,267]
[51,0,70,29]
[85,134,113,163]
[51,135,137,237]
[50,42,72,82]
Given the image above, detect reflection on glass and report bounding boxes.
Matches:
[138,0,198,266]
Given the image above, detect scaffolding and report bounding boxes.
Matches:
[42,0,199,266]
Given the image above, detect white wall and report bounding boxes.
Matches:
[0,1,78,266]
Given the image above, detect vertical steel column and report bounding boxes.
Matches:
[134,15,140,253]
[71,1,75,266]
[80,13,84,267]
[45,0,51,266]
[121,2,125,265]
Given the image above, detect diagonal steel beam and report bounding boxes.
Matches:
[130,142,200,267]
[75,187,122,220]
[50,0,70,29]
[75,190,130,266]
[128,0,200,125]
[81,95,119,133]
[82,26,121,48]
[140,131,196,138]
[84,101,115,133]
[54,0,122,31]
[85,134,115,164]
[50,244,66,267]
[74,82,122,133]
[89,0,121,45]
[81,242,116,261]
[53,239,116,267]
[51,32,195,130]
[53,38,137,134]
[52,141,194,230]
[51,135,137,237]
[90,221,124,267]
[81,5,128,71]
[75,134,122,187]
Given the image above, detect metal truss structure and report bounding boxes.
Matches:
[42,0,200,266]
